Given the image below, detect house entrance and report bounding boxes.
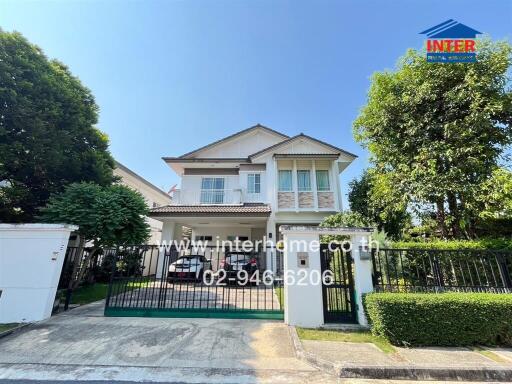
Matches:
[320,243,357,323]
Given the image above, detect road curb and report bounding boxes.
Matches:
[0,323,31,340]
[288,326,512,382]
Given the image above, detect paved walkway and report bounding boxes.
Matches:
[297,335,512,381]
[0,300,324,383]
[301,339,512,368]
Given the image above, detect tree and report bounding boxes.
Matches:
[0,31,115,223]
[348,169,410,239]
[472,167,512,237]
[354,40,512,239]
[321,210,370,228]
[476,167,512,220]
[39,182,150,288]
[320,211,389,248]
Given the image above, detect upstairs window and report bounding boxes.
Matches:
[201,177,224,203]
[278,170,292,191]
[316,170,330,191]
[297,170,311,191]
[247,173,261,194]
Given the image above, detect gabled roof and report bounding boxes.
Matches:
[420,19,482,39]
[178,124,289,159]
[248,133,358,160]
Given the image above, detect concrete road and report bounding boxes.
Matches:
[0,380,504,384]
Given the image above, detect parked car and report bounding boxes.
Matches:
[220,252,259,284]
[168,255,209,282]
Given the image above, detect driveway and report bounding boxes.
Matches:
[0,300,324,383]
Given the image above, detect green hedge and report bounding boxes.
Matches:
[391,238,512,251]
[364,293,512,347]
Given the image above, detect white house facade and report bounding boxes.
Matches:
[149,124,357,270]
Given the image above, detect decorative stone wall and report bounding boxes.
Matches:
[318,192,335,208]
[298,192,314,208]
[278,192,295,209]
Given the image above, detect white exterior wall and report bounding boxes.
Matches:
[0,224,76,323]
[239,170,266,203]
[192,129,285,158]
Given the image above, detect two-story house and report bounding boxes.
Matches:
[149,124,356,271]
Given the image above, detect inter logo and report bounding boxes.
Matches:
[420,19,482,63]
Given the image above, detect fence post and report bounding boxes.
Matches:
[432,254,445,288]
[497,254,512,289]
[351,234,373,326]
[105,248,119,310]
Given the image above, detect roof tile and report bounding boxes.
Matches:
[149,203,271,216]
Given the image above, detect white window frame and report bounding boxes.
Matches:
[200,177,225,204]
[297,170,312,192]
[247,173,261,194]
[278,170,293,192]
[315,169,331,191]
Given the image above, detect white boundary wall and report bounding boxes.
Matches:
[0,224,77,323]
[280,226,373,328]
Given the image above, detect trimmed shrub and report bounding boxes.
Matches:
[364,292,512,347]
[391,238,512,251]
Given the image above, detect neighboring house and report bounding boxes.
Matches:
[114,161,172,244]
[149,124,357,270]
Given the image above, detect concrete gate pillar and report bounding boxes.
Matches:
[280,225,373,327]
[351,234,374,326]
[281,229,323,328]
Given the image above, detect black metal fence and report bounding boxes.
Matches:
[104,244,284,318]
[372,248,512,293]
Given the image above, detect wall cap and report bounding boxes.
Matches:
[0,223,78,231]
[279,225,373,235]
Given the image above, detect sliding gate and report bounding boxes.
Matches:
[104,245,284,319]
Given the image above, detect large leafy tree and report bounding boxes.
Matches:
[348,169,410,239]
[354,40,512,239]
[40,182,150,288]
[0,31,115,222]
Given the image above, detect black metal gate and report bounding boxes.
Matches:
[320,244,356,323]
[104,245,284,319]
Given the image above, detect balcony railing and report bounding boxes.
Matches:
[172,189,242,205]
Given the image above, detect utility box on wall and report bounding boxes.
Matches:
[0,224,77,323]
[297,252,309,268]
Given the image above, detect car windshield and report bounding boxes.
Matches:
[175,256,201,264]
[226,254,251,263]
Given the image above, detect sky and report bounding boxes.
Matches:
[1,0,511,208]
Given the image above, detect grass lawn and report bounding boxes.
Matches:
[274,286,284,309]
[69,278,151,305]
[69,283,110,305]
[0,323,19,333]
[296,327,395,354]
